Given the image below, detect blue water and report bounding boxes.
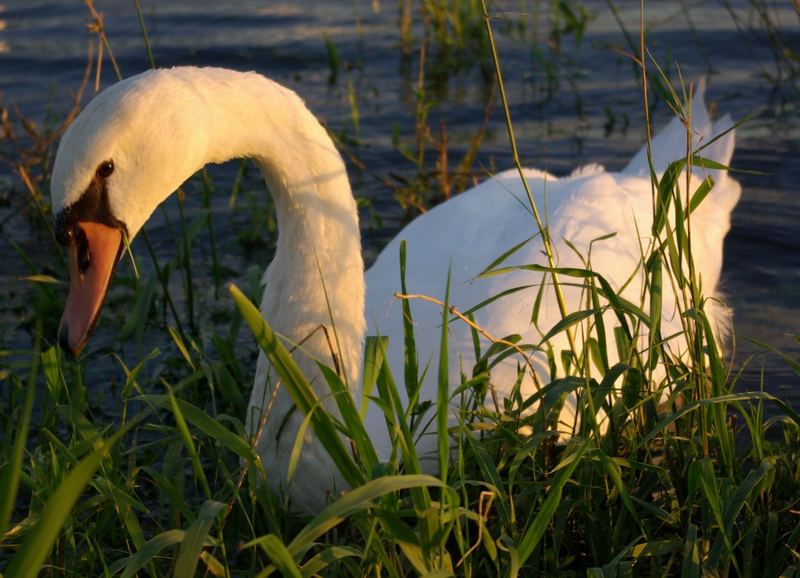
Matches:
[0,0,797,415]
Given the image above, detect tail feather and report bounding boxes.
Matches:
[697,113,736,189]
[623,79,735,180]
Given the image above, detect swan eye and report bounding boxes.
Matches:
[96,160,114,179]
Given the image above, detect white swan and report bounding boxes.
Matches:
[51,67,740,514]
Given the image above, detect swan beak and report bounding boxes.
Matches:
[58,221,123,356]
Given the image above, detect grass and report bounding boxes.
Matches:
[1,1,799,577]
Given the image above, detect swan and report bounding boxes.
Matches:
[51,67,740,514]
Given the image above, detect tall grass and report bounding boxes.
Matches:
[1,1,799,577]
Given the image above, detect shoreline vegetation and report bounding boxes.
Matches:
[1,1,799,576]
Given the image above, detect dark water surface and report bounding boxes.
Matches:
[0,1,797,414]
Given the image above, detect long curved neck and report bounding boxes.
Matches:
[199,70,366,387]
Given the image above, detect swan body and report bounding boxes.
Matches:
[51,67,740,514]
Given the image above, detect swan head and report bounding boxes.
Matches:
[51,68,210,355]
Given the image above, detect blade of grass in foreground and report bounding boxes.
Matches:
[174,500,226,578]
[247,474,444,576]
[255,535,303,578]
[167,382,212,500]
[109,529,198,578]
[292,474,445,554]
[4,428,125,578]
[0,340,45,535]
[316,362,379,473]
[139,394,260,464]
[228,283,364,488]
[399,240,420,400]
[516,439,590,566]
[0,375,36,535]
[437,268,452,488]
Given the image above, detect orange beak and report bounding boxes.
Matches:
[58,221,123,356]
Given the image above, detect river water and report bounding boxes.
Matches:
[0,1,797,416]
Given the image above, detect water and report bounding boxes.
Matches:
[0,1,797,415]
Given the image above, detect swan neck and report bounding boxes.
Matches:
[201,72,366,387]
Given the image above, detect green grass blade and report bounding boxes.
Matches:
[640,391,800,445]
[287,403,316,482]
[517,440,590,566]
[371,340,437,522]
[229,283,364,487]
[400,240,420,399]
[299,545,362,577]
[460,285,534,319]
[647,253,663,372]
[418,570,455,578]
[166,383,212,499]
[537,309,598,347]
[93,476,148,551]
[316,362,379,471]
[4,429,124,578]
[589,280,609,373]
[708,459,775,568]
[360,335,386,418]
[437,268,452,487]
[479,263,641,338]
[462,432,512,527]
[476,234,537,277]
[689,155,733,172]
[140,394,259,464]
[257,535,304,578]
[688,459,728,554]
[373,340,425,474]
[248,476,444,576]
[168,325,196,370]
[681,524,700,578]
[763,518,800,578]
[373,510,428,573]
[288,474,444,556]
[138,466,195,521]
[653,160,684,236]
[110,529,189,577]
[598,453,644,535]
[743,336,800,378]
[688,175,714,213]
[174,500,225,578]
[0,375,35,535]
